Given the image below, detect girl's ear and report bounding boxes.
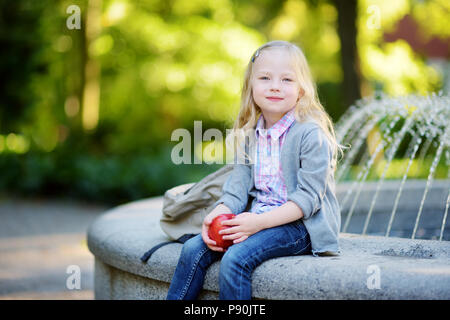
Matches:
[297,88,305,102]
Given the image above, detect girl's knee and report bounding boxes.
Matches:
[181,234,205,255]
[220,247,249,273]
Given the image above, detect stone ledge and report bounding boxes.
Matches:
[87,197,450,300]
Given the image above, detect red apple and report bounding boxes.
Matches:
[208,213,236,249]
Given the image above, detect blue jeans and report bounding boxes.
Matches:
[166,219,311,300]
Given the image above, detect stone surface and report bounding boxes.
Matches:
[0,196,107,300]
[87,196,450,300]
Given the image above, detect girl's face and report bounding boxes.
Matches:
[251,48,301,128]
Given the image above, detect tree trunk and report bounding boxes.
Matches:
[332,0,361,107]
[82,0,102,131]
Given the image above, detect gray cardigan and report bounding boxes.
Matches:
[214,120,341,256]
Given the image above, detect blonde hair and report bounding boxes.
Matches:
[226,40,346,172]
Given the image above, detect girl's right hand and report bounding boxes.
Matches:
[201,204,232,252]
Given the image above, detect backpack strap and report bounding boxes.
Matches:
[140,233,198,263]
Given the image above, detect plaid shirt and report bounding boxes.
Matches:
[251,108,296,214]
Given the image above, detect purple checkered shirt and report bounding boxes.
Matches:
[251,108,296,214]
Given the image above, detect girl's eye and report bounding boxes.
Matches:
[257,76,293,81]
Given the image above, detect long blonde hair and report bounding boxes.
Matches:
[225,40,346,172]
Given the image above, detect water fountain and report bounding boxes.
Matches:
[334,93,449,241]
[87,92,450,300]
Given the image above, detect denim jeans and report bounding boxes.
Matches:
[166,219,311,300]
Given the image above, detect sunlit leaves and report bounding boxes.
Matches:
[358,0,444,96]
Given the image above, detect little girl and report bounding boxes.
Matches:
[166,40,344,300]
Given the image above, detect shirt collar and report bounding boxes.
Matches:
[255,108,296,140]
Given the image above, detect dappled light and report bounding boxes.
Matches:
[0,0,447,205]
[1,0,449,303]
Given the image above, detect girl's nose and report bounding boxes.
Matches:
[270,80,281,91]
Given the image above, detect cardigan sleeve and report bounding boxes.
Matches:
[213,163,252,214]
[287,126,332,220]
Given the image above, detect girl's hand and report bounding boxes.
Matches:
[201,204,232,252]
[219,212,265,244]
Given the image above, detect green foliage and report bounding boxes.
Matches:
[0,0,447,204]
[0,144,223,205]
[0,1,48,131]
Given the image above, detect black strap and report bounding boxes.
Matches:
[140,233,198,263]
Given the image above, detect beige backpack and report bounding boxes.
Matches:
[141,164,234,262]
[160,164,234,240]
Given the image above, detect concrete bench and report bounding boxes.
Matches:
[87,195,450,300]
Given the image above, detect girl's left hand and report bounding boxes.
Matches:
[219,212,265,244]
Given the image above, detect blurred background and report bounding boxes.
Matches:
[0,0,449,299]
[0,0,448,206]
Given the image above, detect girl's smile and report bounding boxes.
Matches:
[266,96,284,102]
